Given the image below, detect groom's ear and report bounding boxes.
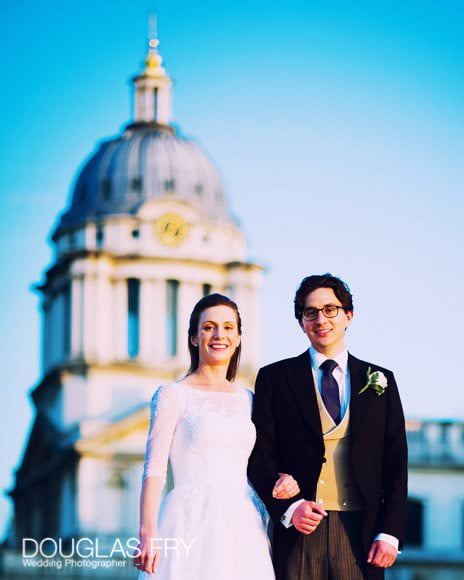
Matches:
[344,310,354,330]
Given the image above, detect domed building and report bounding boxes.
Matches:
[5,31,262,571]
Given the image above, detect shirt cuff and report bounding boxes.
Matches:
[374,533,399,551]
[280,499,305,528]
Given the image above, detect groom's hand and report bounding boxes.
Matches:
[367,540,398,568]
[291,500,327,535]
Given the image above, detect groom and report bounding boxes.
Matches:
[248,274,408,580]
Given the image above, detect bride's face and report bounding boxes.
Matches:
[192,305,241,367]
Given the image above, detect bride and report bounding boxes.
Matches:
[134,293,299,579]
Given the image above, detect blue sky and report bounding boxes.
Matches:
[1,0,463,534]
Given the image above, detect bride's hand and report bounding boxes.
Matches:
[272,473,300,499]
[134,532,160,574]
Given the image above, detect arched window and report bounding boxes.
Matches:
[101,178,111,200]
[166,280,179,356]
[153,87,159,121]
[96,224,104,248]
[127,278,140,358]
[164,179,175,192]
[405,497,424,547]
[131,176,143,194]
[462,501,464,549]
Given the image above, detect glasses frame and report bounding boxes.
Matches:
[301,305,347,321]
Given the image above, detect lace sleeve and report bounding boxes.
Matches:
[142,385,184,484]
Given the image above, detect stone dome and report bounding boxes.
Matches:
[57,122,234,231]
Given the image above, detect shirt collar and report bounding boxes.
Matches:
[309,345,348,373]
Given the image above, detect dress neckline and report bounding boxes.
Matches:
[182,384,241,395]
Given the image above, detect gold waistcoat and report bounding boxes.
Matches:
[314,385,365,511]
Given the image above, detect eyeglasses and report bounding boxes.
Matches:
[302,305,346,321]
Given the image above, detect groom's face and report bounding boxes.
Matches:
[300,287,353,356]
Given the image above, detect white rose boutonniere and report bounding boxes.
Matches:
[358,367,388,396]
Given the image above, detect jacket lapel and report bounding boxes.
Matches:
[348,353,371,443]
[286,351,323,439]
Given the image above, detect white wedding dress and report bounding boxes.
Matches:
[138,383,275,580]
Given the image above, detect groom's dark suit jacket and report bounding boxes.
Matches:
[248,351,408,580]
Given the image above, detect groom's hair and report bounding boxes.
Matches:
[294,273,354,321]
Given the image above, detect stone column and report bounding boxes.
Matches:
[70,275,83,359]
[94,266,112,363]
[152,278,167,363]
[177,281,202,370]
[82,274,97,361]
[139,277,155,364]
[77,457,98,533]
[226,265,262,380]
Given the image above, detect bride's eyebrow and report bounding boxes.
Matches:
[201,320,235,325]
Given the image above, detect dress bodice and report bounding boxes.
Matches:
[142,384,255,489]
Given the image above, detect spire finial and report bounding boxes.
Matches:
[132,14,172,125]
[144,13,164,77]
[148,13,158,43]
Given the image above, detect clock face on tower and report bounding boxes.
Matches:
[154,212,190,246]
